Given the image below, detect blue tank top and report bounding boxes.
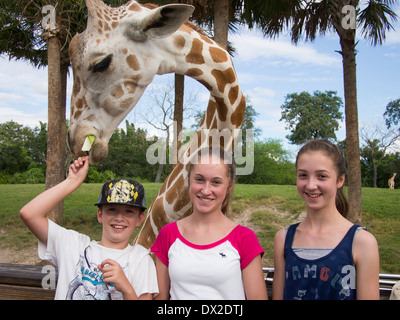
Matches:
[283,223,360,300]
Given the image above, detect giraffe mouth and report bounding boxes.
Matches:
[81,135,96,153]
[86,138,109,164]
[68,129,109,164]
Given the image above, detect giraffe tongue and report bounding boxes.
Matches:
[81,135,96,153]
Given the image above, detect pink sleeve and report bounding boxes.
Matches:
[231,226,264,270]
[150,222,177,267]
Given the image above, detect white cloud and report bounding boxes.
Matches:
[237,70,334,86]
[245,86,277,112]
[0,92,27,104]
[386,28,400,45]
[0,59,48,110]
[232,33,340,67]
[0,107,47,128]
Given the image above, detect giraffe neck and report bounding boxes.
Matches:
[134,29,246,249]
[156,28,246,148]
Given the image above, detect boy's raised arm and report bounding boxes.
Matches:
[20,156,89,245]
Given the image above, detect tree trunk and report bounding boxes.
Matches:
[172,73,184,170]
[45,33,65,225]
[213,0,229,49]
[373,163,378,188]
[340,34,362,225]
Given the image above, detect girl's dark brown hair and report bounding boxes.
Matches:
[295,139,349,218]
[187,146,236,215]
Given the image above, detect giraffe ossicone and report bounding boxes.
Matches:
[67,0,247,248]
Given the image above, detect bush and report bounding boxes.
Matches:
[9,167,45,184]
[23,167,45,184]
[237,139,296,185]
[0,172,13,184]
[86,167,116,183]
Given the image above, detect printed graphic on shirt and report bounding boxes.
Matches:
[286,264,356,300]
[66,246,127,300]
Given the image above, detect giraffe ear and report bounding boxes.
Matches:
[143,4,194,38]
[127,4,194,40]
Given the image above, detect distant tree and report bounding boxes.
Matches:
[0,121,32,174]
[136,80,200,181]
[98,120,160,182]
[29,121,48,167]
[241,97,262,141]
[360,123,400,187]
[0,121,47,174]
[378,152,400,188]
[237,138,296,185]
[280,90,343,145]
[384,98,400,130]
[361,150,400,188]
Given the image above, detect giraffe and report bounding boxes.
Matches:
[67,0,246,249]
[388,173,397,189]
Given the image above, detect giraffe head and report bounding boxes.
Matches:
[67,0,194,163]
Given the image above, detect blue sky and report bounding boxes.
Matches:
[0,5,399,159]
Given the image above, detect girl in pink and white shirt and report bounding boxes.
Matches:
[151,147,268,300]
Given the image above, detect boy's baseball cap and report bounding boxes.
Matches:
[95,179,146,211]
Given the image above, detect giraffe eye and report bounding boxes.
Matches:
[91,54,113,73]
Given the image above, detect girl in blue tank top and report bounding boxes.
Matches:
[273,140,380,300]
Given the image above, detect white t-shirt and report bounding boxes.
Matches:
[39,219,158,300]
[151,222,264,300]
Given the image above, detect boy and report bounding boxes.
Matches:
[20,156,158,300]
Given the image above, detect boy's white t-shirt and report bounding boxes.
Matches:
[39,219,158,300]
[151,222,264,300]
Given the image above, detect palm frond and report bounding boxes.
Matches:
[358,0,398,45]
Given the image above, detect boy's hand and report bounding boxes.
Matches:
[98,259,138,299]
[68,156,89,184]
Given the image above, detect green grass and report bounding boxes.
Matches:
[0,183,399,273]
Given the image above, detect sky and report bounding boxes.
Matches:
[1,4,399,160]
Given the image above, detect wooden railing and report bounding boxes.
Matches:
[0,263,56,300]
[263,267,399,300]
[0,263,397,300]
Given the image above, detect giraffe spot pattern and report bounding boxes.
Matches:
[209,46,228,63]
[185,68,203,78]
[186,38,205,65]
[230,95,246,127]
[211,68,236,94]
[173,35,186,50]
[126,54,140,71]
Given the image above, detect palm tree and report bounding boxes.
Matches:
[1,0,124,223]
[1,0,73,224]
[243,0,398,224]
